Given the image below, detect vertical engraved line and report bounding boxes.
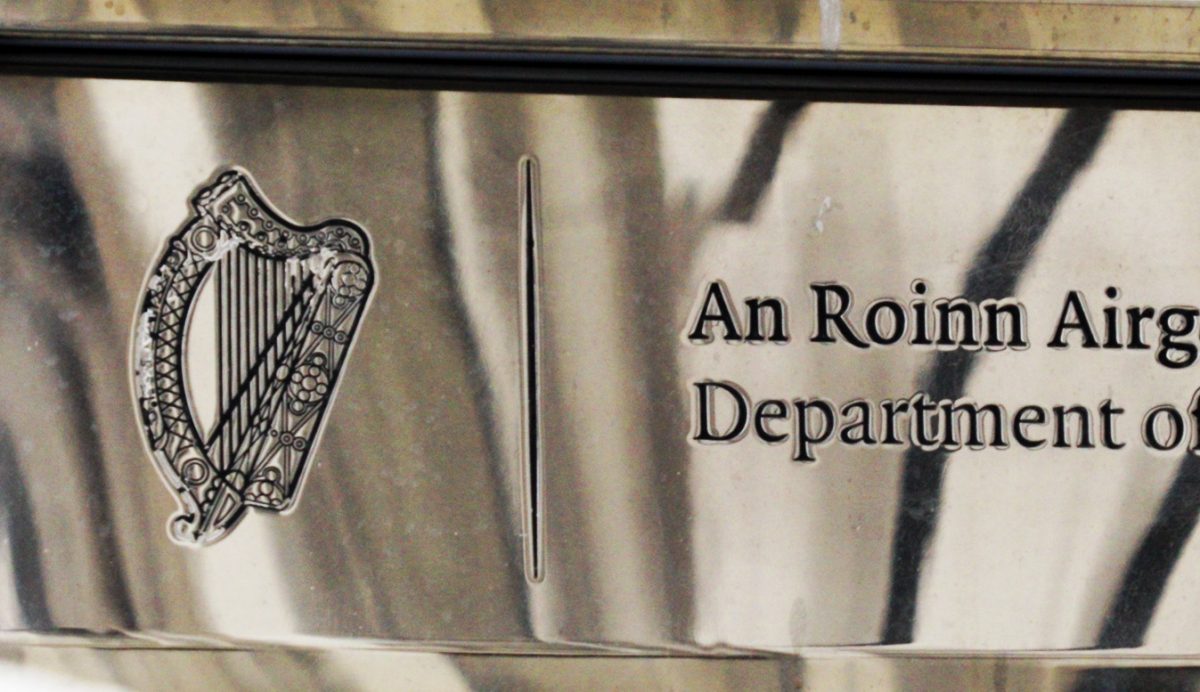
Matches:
[228,253,235,467]
[245,250,252,449]
[256,255,263,406]
[519,155,544,583]
[274,261,280,372]
[217,254,226,468]
[269,262,275,375]
[230,253,238,465]
[261,257,267,409]
[225,254,232,467]
[231,250,238,458]
[243,250,251,453]
[257,255,265,406]
[251,254,259,451]
[285,267,293,343]
[224,252,232,464]
[237,249,245,455]
[279,264,284,357]
[250,254,258,419]
[233,250,241,456]
[267,260,274,378]
[235,250,242,455]
[245,250,251,451]
[227,253,234,466]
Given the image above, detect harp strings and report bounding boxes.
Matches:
[209,247,312,471]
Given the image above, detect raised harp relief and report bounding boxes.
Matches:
[134,169,376,546]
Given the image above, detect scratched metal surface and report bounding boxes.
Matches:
[4,74,1200,670]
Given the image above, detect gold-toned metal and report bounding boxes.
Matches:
[7,644,1200,691]
[0,645,786,691]
[6,2,1200,688]
[0,76,1199,658]
[5,1,1200,65]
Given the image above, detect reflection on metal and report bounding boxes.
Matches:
[718,102,807,224]
[7,1,1200,65]
[10,60,1200,690]
[883,108,1115,644]
[135,168,376,545]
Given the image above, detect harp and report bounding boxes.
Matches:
[135,169,376,546]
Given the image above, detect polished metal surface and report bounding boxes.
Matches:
[9,71,1200,688]
[0,646,787,691]
[6,1,1200,65]
[5,645,1200,691]
[135,168,377,546]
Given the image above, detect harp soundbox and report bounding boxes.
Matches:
[135,169,376,546]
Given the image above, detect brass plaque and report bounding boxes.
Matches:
[4,72,1200,679]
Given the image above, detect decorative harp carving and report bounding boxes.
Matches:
[135,169,376,546]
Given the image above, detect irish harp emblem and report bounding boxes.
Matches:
[134,169,376,545]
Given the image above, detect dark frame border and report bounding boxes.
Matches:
[3,32,1200,109]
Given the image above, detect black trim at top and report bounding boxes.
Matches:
[3,32,1200,107]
